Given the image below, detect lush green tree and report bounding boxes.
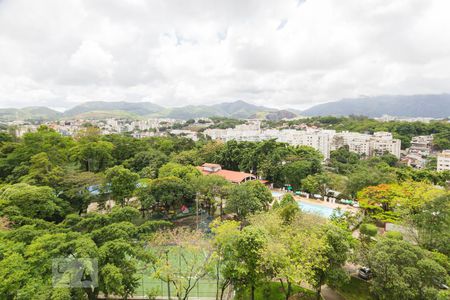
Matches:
[226,182,270,221]
[102,134,149,164]
[197,140,224,164]
[369,238,447,300]
[278,193,296,207]
[223,226,267,300]
[346,165,396,198]
[19,152,64,188]
[310,225,353,300]
[58,171,104,214]
[0,127,74,180]
[433,130,450,150]
[301,173,331,197]
[158,162,201,181]
[250,211,326,300]
[0,183,68,221]
[192,174,231,217]
[146,176,195,217]
[104,166,139,207]
[210,220,241,299]
[330,145,361,174]
[124,149,168,174]
[282,160,318,190]
[150,228,215,300]
[170,149,202,166]
[411,194,450,255]
[71,141,114,172]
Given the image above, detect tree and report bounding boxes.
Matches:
[243,180,273,210]
[220,226,267,300]
[357,181,445,222]
[369,238,447,300]
[19,152,64,188]
[150,228,215,300]
[104,166,139,207]
[301,173,331,198]
[71,141,114,172]
[170,149,202,166]
[0,183,68,221]
[158,162,201,181]
[411,194,450,255]
[0,127,74,180]
[146,176,195,217]
[282,160,318,190]
[330,146,360,174]
[124,149,168,174]
[211,220,241,300]
[250,211,327,300]
[58,171,104,214]
[226,184,266,221]
[310,225,353,300]
[102,134,149,164]
[347,166,396,198]
[192,174,231,217]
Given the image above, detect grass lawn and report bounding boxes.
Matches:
[337,276,374,300]
[235,282,317,300]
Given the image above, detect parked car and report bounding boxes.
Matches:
[358,267,372,280]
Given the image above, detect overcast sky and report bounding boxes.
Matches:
[0,0,450,110]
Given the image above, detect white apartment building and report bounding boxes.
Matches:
[437,150,450,171]
[410,135,433,155]
[204,127,334,159]
[331,131,401,158]
[370,132,401,158]
[332,132,372,156]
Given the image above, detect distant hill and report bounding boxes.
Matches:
[302,94,450,118]
[3,94,448,121]
[0,107,62,121]
[64,101,163,117]
[1,100,292,121]
[156,100,278,119]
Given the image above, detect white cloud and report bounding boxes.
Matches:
[0,0,449,110]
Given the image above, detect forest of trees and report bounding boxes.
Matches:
[0,125,449,300]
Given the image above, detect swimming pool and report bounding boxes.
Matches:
[298,201,342,218]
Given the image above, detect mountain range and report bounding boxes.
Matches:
[302,94,450,118]
[1,94,449,121]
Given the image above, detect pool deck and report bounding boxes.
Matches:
[295,195,357,212]
[272,189,358,213]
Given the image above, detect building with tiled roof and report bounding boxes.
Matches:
[197,163,256,184]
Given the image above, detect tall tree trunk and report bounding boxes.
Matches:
[251,285,255,300]
[216,259,220,300]
[286,281,292,300]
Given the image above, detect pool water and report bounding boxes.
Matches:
[271,191,342,218]
[298,201,342,218]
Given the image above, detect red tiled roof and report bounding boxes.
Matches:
[215,169,256,183]
[197,165,256,183]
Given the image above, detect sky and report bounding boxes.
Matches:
[0,0,450,111]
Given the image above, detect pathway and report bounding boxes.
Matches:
[321,285,346,300]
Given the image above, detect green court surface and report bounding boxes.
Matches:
[134,247,220,298]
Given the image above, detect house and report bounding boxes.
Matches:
[197,163,257,184]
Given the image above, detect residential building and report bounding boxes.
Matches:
[410,135,433,155]
[437,150,450,171]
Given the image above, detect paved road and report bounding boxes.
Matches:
[321,285,346,300]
